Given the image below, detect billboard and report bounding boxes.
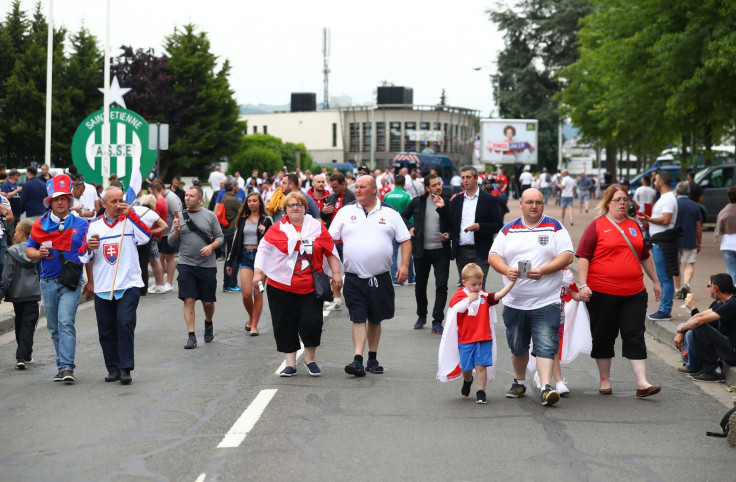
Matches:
[479,119,538,164]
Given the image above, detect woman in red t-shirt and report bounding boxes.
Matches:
[576,184,662,398]
[253,192,342,377]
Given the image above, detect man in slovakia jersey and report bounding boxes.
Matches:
[85,187,151,385]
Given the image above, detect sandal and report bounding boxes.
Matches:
[250,331,259,337]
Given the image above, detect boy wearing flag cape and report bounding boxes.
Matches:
[437,263,515,403]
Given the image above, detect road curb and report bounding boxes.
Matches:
[646,318,736,387]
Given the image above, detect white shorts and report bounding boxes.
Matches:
[679,248,697,264]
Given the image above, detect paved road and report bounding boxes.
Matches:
[1,257,734,480]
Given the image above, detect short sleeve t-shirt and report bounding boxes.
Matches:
[649,191,677,236]
[267,224,335,294]
[449,287,499,343]
[714,296,736,349]
[560,176,575,197]
[490,215,573,309]
[576,216,649,296]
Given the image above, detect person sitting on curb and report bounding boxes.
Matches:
[675,273,736,382]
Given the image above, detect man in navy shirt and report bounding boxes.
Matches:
[674,182,703,299]
[19,166,48,221]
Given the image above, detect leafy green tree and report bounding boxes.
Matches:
[0,2,68,166]
[229,143,282,177]
[489,0,592,171]
[163,24,243,179]
[63,26,102,126]
[281,142,312,172]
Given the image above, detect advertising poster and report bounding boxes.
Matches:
[480,119,538,164]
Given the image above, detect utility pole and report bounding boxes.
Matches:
[323,28,330,109]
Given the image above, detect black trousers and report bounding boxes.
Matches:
[691,323,736,372]
[414,248,450,324]
[14,300,40,361]
[455,246,491,290]
[94,288,140,372]
[587,289,648,359]
[266,285,323,353]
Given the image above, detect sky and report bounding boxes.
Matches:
[3,0,506,116]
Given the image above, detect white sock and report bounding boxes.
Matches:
[517,378,526,385]
[334,297,342,305]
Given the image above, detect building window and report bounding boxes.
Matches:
[420,121,430,130]
[376,122,386,152]
[405,122,416,152]
[389,122,401,152]
[263,125,268,135]
[332,123,337,147]
[443,123,448,153]
[253,126,258,134]
[362,122,372,151]
[349,122,360,152]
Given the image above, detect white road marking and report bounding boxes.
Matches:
[217,389,278,448]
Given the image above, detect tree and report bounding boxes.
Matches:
[488,0,593,171]
[163,24,243,178]
[0,2,68,166]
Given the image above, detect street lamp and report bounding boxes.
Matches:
[472,65,500,118]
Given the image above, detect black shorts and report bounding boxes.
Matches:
[343,271,395,324]
[266,285,324,353]
[158,235,179,255]
[177,265,217,302]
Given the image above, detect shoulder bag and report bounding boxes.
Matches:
[182,211,224,259]
[303,249,334,302]
[58,251,83,291]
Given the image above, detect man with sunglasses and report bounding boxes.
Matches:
[489,188,573,406]
[26,175,91,383]
[675,273,736,383]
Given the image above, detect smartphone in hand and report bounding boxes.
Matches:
[518,260,532,279]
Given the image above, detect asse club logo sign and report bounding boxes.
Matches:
[71,107,156,186]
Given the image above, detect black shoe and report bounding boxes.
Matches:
[105,371,121,382]
[62,370,75,383]
[461,377,473,397]
[15,359,26,370]
[204,323,214,343]
[365,359,384,374]
[184,335,197,349]
[476,390,487,404]
[120,369,132,385]
[53,371,64,382]
[345,359,366,377]
[691,371,725,382]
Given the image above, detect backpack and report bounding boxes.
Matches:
[706,406,736,446]
[215,195,229,227]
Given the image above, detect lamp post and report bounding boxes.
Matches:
[472,65,499,118]
[44,0,53,165]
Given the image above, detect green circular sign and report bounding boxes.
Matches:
[71,107,156,186]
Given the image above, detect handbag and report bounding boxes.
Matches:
[303,250,334,302]
[57,251,83,291]
[182,211,224,258]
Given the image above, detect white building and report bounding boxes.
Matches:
[239,95,478,169]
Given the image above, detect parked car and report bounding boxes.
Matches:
[392,152,457,195]
[694,163,736,223]
[627,165,682,199]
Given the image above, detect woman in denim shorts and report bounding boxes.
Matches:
[226,192,272,335]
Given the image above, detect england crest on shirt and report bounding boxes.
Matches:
[538,234,549,246]
[104,243,120,265]
[629,227,638,236]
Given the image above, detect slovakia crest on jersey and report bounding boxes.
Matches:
[103,243,120,265]
[538,234,549,246]
[629,227,638,236]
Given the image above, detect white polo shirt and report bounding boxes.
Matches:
[490,215,573,310]
[329,201,410,278]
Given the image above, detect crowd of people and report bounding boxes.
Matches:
[2,162,734,411]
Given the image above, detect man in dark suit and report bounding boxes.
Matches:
[402,173,452,333]
[436,166,503,289]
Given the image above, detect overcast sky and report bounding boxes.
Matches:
[4,0,505,116]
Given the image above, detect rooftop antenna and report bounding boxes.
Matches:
[323,27,330,109]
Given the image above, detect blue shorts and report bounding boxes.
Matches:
[561,196,574,208]
[502,303,561,359]
[459,340,493,371]
[239,248,257,271]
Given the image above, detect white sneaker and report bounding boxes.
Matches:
[148,285,163,294]
[556,378,570,397]
[325,300,342,311]
[162,283,173,293]
[533,370,542,389]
